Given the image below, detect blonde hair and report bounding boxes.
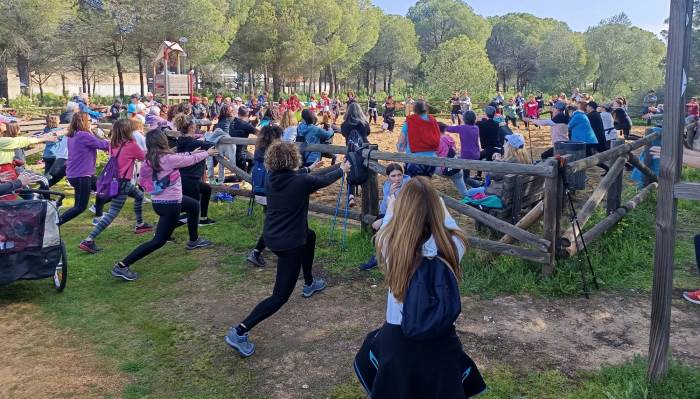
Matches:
[376,177,467,302]
[264,141,301,172]
[502,142,532,164]
[280,110,298,129]
[46,115,60,129]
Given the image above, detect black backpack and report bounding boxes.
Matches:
[401,256,462,341]
[346,143,373,186]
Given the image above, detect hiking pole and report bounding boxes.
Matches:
[329,173,345,244]
[560,170,590,298]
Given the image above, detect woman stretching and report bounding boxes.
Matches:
[112,129,217,281]
[79,119,153,253]
[226,142,349,357]
[354,177,486,398]
[59,113,109,225]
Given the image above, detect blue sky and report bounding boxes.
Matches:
[373,0,671,35]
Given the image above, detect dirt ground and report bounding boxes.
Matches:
[0,302,124,399]
[159,256,700,399]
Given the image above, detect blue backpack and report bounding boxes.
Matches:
[251,158,267,196]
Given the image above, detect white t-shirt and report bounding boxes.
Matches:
[600,112,617,141]
[381,210,466,325]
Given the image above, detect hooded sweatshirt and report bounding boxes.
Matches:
[568,111,598,144]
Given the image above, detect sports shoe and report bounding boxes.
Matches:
[198,218,216,227]
[682,289,700,305]
[359,255,378,271]
[89,204,97,214]
[302,278,327,298]
[111,263,138,281]
[92,216,102,226]
[224,328,255,357]
[186,238,213,250]
[246,249,266,267]
[134,223,154,234]
[79,239,102,254]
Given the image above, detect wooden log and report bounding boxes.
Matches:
[497,201,544,246]
[361,144,380,232]
[628,152,659,183]
[542,159,564,274]
[563,155,627,251]
[674,182,700,200]
[648,0,693,382]
[467,236,549,264]
[218,137,349,156]
[215,155,252,183]
[567,182,658,255]
[439,194,551,252]
[607,139,626,214]
[364,149,555,177]
[567,130,661,173]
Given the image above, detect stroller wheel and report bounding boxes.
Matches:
[53,241,68,292]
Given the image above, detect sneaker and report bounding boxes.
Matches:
[302,278,327,298]
[134,223,154,234]
[246,249,266,267]
[92,216,102,226]
[89,204,97,214]
[358,255,378,271]
[166,236,176,244]
[79,239,102,254]
[224,328,255,357]
[682,289,700,305]
[198,218,216,227]
[111,263,138,281]
[186,238,213,250]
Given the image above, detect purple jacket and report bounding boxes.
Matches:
[445,125,480,160]
[66,130,109,178]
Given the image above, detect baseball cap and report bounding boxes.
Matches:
[552,101,567,110]
[484,105,496,118]
[505,133,525,149]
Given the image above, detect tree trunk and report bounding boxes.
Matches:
[249,69,255,95]
[114,44,125,97]
[373,66,377,94]
[80,59,87,93]
[60,74,67,97]
[137,46,145,96]
[264,66,269,92]
[112,74,116,98]
[383,68,387,92]
[365,67,370,93]
[328,65,334,97]
[388,67,394,94]
[16,52,30,96]
[272,63,281,99]
[38,78,44,105]
[92,74,97,96]
[0,59,9,100]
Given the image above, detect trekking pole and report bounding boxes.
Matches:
[329,173,345,244]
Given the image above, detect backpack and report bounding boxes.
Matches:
[441,146,461,177]
[401,256,461,341]
[251,157,267,196]
[95,144,126,199]
[346,143,373,186]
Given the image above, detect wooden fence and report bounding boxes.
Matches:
[17,119,660,274]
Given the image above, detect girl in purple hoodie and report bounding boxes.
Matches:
[59,112,109,225]
[112,129,218,281]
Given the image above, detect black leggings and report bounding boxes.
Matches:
[240,229,316,331]
[254,205,267,252]
[121,196,200,266]
[47,158,67,187]
[43,158,55,175]
[59,176,93,225]
[181,176,212,218]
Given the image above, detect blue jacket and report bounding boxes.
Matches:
[76,99,103,120]
[379,175,410,215]
[297,122,334,164]
[568,111,598,144]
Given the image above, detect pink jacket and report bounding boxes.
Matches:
[140,151,208,202]
[110,140,145,180]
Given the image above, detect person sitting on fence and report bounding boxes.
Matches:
[397,100,440,177]
[476,105,501,176]
[225,142,349,358]
[612,99,634,140]
[524,101,569,160]
[174,114,216,227]
[297,108,334,167]
[78,119,153,254]
[437,122,470,199]
[353,176,486,399]
[359,163,410,271]
[111,129,218,282]
[443,110,482,188]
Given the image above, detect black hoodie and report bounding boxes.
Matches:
[176,136,213,179]
[263,166,343,251]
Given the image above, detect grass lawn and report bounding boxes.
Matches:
[1,166,699,398]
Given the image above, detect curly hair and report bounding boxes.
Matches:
[264,141,300,172]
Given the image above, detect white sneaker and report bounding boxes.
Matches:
[92,216,102,226]
[89,204,97,214]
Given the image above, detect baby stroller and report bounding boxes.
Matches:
[0,189,67,292]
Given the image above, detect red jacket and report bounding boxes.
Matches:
[406,114,440,153]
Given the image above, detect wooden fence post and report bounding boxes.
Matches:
[542,160,562,275]
[648,0,693,382]
[606,139,625,214]
[361,144,380,233]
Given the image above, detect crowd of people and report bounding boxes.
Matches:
[2,84,699,399]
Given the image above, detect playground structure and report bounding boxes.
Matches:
[152,41,192,104]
